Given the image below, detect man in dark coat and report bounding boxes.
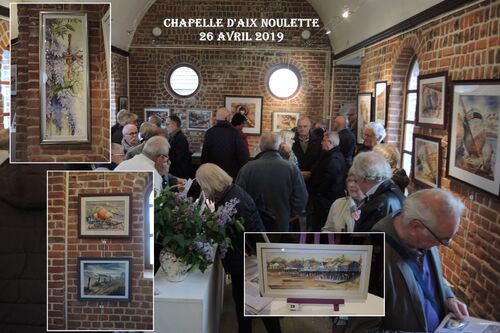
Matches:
[309,131,346,231]
[292,116,322,177]
[333,115,356,168]
[236,132,308,232]
[167,115,194,179]
[201,107,249,178]
[350,151,405,232]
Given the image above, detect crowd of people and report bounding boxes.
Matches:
[105,106,467,333]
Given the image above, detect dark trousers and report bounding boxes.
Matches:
[231,274,281,333]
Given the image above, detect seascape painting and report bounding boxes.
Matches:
[78,258,131,300]
[40,12,89,144]
[257,243,372,299]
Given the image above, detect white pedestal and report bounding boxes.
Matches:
[154,257,224,333]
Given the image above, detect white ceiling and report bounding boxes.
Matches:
[3,0,444,59]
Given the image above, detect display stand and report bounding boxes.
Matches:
[286,298,345,311]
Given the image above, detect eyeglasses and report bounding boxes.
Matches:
[125,131,138,136]
[417,220,454,247]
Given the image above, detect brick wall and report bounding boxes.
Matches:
[47,171,153,331]
[356,0,499,320]
[111,52,128,125]
[0,19,9,129]
[14,4,110,162]
[129,0,331,152]
[330,65,360,128]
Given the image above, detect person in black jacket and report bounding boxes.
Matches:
[292,116,322,178]
[309,131,346,231]
[333,115,356,168]
[350,151,405,232]
[196,163,281,333]
[166,115,194,179]
[201,107,249,179]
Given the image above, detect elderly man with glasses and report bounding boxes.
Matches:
[121,123,140,153]
[347,188,469,333]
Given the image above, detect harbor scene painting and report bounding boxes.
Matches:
[257,243,373,299]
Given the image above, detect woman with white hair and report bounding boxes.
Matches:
[350,151,405,232]
[373,143,410,193]
[195,164,281,333]
[356,121,386,154]
[278,130,298,166]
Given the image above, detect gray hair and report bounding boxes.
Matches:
[260,132,282,151]
[139,122,163,141]
[122,124,138,136]
[117,110,138,126]
[373,144,401,168]
[142,136,170,159]
[350,151,392,182]
[324,131,340,147]
[402,189,464,229]
[365,122,386,143]
[279,130,295,147]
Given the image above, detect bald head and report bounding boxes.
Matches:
[260,132,281,151]
[216,107,230,121]
[334,115,348,130]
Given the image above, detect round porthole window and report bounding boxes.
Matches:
[267,65,301,99]
[167,64,200,97]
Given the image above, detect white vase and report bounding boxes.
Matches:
[159,247,190,282]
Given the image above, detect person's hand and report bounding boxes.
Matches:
[177,178,187,187]
[351,209,361,221]
[302,171,312,180]
[447,298,469,321]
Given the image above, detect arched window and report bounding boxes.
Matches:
[401,58,419,175]
[145,186,154,269]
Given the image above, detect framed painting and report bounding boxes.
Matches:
[272,111,300,132]
[11,64,17,96]
[448,80,500,197]
[78,194,132,238]
[374,81,389,127]
[413,134,441,188]
[40,12,90,144]
[78,257,132,301]
[144,107,170,128]
[225,96,263,135]
[257,243,373,300]
[357,93,372,144]
[118,96,128,111]
[416,71,448,128]
[187,109,212,131]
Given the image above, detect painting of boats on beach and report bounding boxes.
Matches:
[257,243,373,300]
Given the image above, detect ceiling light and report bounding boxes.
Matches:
[325,29,331,35]
[342,8,350,18]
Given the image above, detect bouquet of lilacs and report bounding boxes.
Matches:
[155,187,244,273]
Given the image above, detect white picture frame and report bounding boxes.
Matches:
[257,242,373,300]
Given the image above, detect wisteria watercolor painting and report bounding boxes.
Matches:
[40,12,89,144]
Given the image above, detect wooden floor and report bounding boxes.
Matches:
[219,277,335,333]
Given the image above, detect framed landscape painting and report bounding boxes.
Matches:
[187,109,212,131]
[416,71,448,128]
[78,194,131,238]
[225,96,263,135]
[144,107,170,128]
[257,243,372,300]
[448,80,500,197]
[272,112,300,132]
[413,134,441,188]
[374,81,389,127]
[78,257,132,301]
[357,93,372,144]
[40,12,90,144]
